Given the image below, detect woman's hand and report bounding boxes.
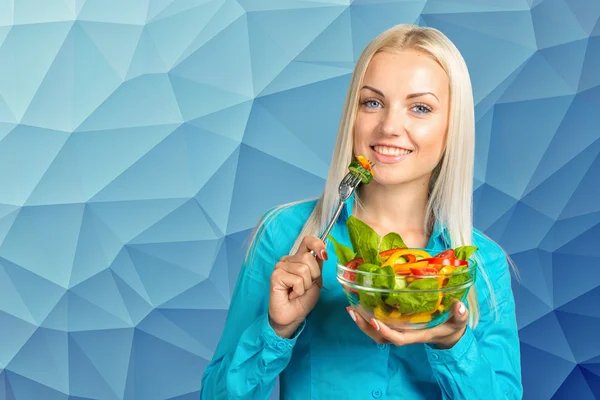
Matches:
[268,236,327,338]
[347,302,469,349]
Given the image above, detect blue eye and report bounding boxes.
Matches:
[412,104,432,114]
[362,99,382,109]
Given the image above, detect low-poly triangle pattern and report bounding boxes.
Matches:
[0,1,598,399]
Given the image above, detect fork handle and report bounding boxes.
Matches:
[309,199,344,258]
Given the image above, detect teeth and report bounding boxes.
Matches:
[374,146,412,156]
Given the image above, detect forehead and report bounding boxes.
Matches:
[362,50,449,94]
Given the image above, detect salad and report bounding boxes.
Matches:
[330,216,477,325]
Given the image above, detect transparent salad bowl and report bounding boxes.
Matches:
[336,259,476,330]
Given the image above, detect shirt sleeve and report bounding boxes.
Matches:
[200,210,303,400]
[424,248,523,399]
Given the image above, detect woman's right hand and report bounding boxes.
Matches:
[268,236,327,338]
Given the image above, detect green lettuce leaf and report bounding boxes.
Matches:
[347,216,381,265]
[441,266,470,309]
[380,232,407,252]
[455,246,478,261]
[384,278,439,313]
[327,235,355,265]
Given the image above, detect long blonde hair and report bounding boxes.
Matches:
[246,24,502,328]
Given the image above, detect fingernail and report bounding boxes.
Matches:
[458,303,466,315]
[320,250,328,261]
[346,306,357,322]
[370,318,380,331]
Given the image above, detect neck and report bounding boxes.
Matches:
[354,175,431,236]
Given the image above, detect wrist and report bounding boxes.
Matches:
[268,315,302,339]
[433,326,467,349]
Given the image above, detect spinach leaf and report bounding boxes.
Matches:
[347,216,381,265]
[455,246,478,261]
[385,278,440,314]
[380,232,407,252]
[441,266,470,309]
[327,235,355,265]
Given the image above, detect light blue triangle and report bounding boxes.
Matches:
[195,150,240,235]
[296,8,353,63]
[177,0,246,63]
[7,328,69,394]
[486,95,573,198]
[188,100,252,143]
[85,198,186,243]
[531,0,588,49]
[498,53,576,103]
[146,0,176,22]
[168,75,251,122]
[146,0,223,69]
[242,100,330,176]
[539,39,587,93]
[1,258,65,326]
[0,204,84,288]
[125,28,168,80]
[12,0,74,25]
[69,329,134,399]
[77,74,182,132]
[67,333,124,399]
[67,291,132,331]
[125,246,203,306]
[0,265,36,324]
[78,20,143,80]
[130,199,220,244]
[170,16,254,98]
[246,6,345,59]
[77,0,148,25]
[109,248,153,305]
[259,61,352,97]
[0,22,72,121]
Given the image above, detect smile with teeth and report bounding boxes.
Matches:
[373,145,412,156]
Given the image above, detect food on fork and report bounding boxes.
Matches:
[349,155,375,184]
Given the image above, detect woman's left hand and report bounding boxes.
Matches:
[347,302,468,349]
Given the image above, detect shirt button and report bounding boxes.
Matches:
[377,343,388,350]
[431,353,440,361]
[372,389,383,398]
[276,341,287,350]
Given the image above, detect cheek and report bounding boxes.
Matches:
[412,120,447,156]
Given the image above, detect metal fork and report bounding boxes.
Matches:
[309,172,363,258]
[288,160,374,299]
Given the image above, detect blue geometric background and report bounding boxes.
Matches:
[0,0,598,399]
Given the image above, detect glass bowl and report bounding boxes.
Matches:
[336,260,476,330]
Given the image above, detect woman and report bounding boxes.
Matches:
[201,24,522,399]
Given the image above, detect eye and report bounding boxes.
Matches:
[411,103,432,114]
[361,98,382,109]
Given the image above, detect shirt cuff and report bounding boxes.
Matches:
[261,313,305,353]
[425,325,476,364]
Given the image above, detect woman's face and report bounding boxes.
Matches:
[353,49,450,186]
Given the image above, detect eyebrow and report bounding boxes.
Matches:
[361,85,439,102]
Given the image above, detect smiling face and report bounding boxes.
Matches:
[353,49,450,186]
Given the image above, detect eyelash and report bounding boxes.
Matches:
[360,98,433,114]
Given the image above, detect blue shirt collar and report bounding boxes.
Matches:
[341,190,448,248]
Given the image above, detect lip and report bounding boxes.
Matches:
[372,143,413,151]
[370,145,413,164]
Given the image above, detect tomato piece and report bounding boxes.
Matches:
[410,267,439,276]
[435,249,456,260]
[342,257,363,293]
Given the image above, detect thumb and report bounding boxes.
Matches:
[450,301,469,327]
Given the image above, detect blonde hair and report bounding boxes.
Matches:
[246,24,507,328]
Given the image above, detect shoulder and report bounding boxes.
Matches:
[253,198,318,256]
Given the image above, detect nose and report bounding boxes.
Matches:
[379,106,407,137]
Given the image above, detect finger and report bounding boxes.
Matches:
[281,262,316,300]
[271,269,305,298]
[297,236,328,261]
[447,302,469,328]
[347,307,390,344]
[372,318,434,346]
